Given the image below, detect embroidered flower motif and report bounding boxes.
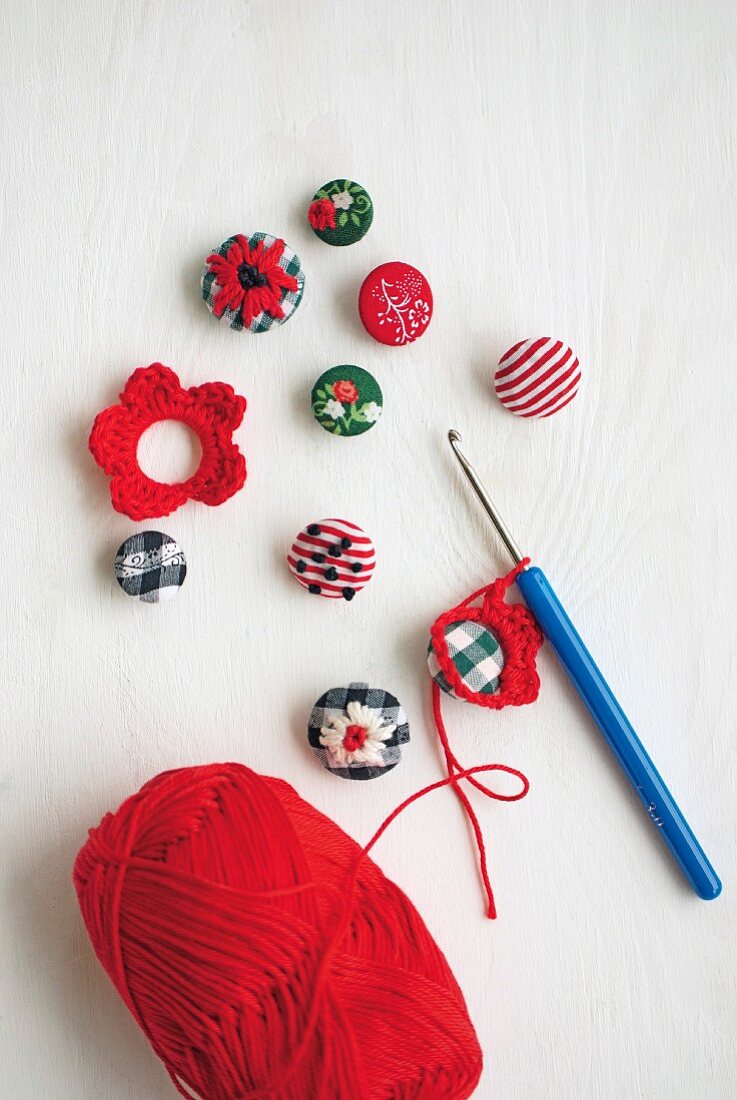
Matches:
[320,700,396,767]
[205,235,298,329]
[311,366,383,437]
[408,300,431,331]
[308,198,336,231]
[332,190,354,211]
[333,379,359,404]
[89,364,247,521]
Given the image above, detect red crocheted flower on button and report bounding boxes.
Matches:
[89,364,247,521]
[308,198,336,232]
[205,236,299,329]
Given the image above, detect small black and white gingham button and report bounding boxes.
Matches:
[308,682,410,781]
[114,531,186,603]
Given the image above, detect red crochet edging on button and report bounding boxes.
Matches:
[89,363,247,521]
[429,559,543,709]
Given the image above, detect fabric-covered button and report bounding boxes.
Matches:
[201,233,304,333]
[358,262,433,346]
[114,531,186,603]
[307,179,373,246]
[311,365,383,437]
[428,619,505,699]
[308,682,410,780]
[287,519,375,600]
[495,337,582,418]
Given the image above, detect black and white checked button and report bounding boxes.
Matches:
[114,532,186,603]
[307,682,410,781]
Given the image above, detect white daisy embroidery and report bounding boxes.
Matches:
[324,398,344,420]
[332,190,354,211]
[363,402,382,423]
[320,700,396,767]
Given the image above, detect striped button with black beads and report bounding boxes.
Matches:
[287,519,376,601]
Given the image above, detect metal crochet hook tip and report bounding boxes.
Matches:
[447,430,525,566]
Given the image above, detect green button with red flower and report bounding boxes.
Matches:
[307,179,373,246]
[311,365,383,437]
[201,232,305,333]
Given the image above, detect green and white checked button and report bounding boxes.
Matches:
[427,619,505,699]
[201,232,305,333]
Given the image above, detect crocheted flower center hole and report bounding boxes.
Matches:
[137,420,202,483]
[237,262,268,290]
[343,724,368,752]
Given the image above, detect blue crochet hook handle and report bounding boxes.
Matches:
[448,431,721,901]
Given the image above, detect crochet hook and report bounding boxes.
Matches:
[447,430,721,901]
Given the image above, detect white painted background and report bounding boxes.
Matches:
[1,2,735,1097]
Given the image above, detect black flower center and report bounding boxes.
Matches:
[237,262,267,291]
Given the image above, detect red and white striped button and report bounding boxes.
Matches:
[494,337,581,419]
[287,519,376,601]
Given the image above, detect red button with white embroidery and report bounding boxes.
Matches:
[358,262,433,347]
[287,519,376,601]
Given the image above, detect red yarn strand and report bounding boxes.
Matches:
[363,725,529,919]
[425,561,542,917]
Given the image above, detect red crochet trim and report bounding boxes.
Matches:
[429,561,543,918]
[429,559,543,708]
[89,364,247,521]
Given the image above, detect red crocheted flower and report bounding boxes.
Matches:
[333,379,359,404]
[89,364,247,521]
[205,236,299,329]
[308,198,336,232]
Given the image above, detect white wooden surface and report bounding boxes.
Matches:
[1,2,736,1097]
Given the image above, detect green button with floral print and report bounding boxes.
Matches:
[311,365,383,437]
[307,179,373,246]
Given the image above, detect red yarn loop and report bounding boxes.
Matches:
[89,364,247,520]
[363,757,529,863]
[75,764,485,1099]
[428,561,543,918]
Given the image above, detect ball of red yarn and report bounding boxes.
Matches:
[74,763,483,1099]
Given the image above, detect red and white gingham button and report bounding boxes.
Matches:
[287,519,376,601]
[494,337,581,418]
